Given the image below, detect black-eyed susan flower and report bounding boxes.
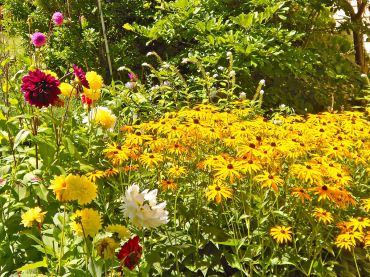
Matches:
[270,226,292,244]
[21,207,46,228]
[213,160,243,182]
[291,187,311,203]
[71,208,102,238]
[335,231,363,250]
[139,152,164,168]
[167,165,187,178]
[254,171,284,192]
[160,179,177,191]
[205,182,233,204]
[348,217,370,232]
[290,163,323,185]
[313,207,333,224]
[86,170,105,182]
[362,198,370,212]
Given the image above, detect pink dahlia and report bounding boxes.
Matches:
[52,12,64,26]
[31,32,47,48]
[21,69,61,108]
[73,64,90,88]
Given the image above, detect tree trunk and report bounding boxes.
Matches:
[352,28,367,72]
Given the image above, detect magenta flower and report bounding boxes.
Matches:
[73,65,90,89]
[31,32,47,48]
[52,12,64,26]
[21,69,61,108]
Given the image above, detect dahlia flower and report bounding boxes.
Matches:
[86,71,103,90]
[31,32,46,48]
[21,69,61,108]
[73,64,90,88]
[71,208,101,238]
[84,106,116,130]
[52,12,64,26]
[121,184,168,228]
[117,236,142,270]
[21,207,46,228]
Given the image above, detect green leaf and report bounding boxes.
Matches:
[13,129,31,149]
[16,257,47,271]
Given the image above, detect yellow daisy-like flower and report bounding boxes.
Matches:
[167,165,187,178]
[270,226,292,244]
[205,182,233,204]
[139,152,164,168]
[364,231,370,248]
[86,71,104,90]
[335,231,363,250]
[71,208,102,238]
[86,170,105,182]
[21,207,46,228]
[348,217,370,232]
[106,224,131,240]
[313,207,333,224]
[59,82,74,97]
[254,171,284,192]
[160,179,177,191]
[96,237,119,259]
[362,198,370,212]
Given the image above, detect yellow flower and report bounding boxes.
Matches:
[213,160,243,182]
[313,208,333,224]
[270,226,292,244]
[362,198,370,212]
[89,107,117,130]
[96,237,119,259]
[49,174,97,205]
[139,152,164,168]
[160,179,177,191]
[167,165,187,178]
[21,207,46,228]
[83,87,101,101]
[49,175,73,202]
[205,182,233,204]
[44,70,58,79]
[106,224,131,240]
[86,71,103,90]
[71,208,101,238]
[335,231,363,250]
[291,187,311,203]
[65,174,98,205]
[59,82,74,97]
[86,170,105,182]
[348,217,370,232]
[254,171,284,192]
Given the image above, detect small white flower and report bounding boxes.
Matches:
[142,62,149,67]
[213,74,218,78]
[260,90,264,95]
[239,92,246,100]
[162,63,170,69]
[361,74,367,78]
[227,51,232,57]
[229,70,236,77]
[218,66,224,70]
[182,58,189,64]
[146,52,153,56]
[279,104,286,109]
[163,80,171,86]
[259,79,266,86]
[122,184,169,229]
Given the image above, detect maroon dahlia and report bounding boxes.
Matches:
[117,236,142,270]
[21,69,61,108]
[73,64,90,88]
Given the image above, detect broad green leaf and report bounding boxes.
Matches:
[16,257,47,271]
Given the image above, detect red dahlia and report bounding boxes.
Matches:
[21,69,61,108]
[73,64,90,88]
[117,236,142,270]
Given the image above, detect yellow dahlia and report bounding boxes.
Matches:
[96,237,119,259]
[59,82,74,97]
[86,71,103,90]
[21,207,46,228]
[64,174,98,205]
[71,208,101,237]
[106,224,131,240]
